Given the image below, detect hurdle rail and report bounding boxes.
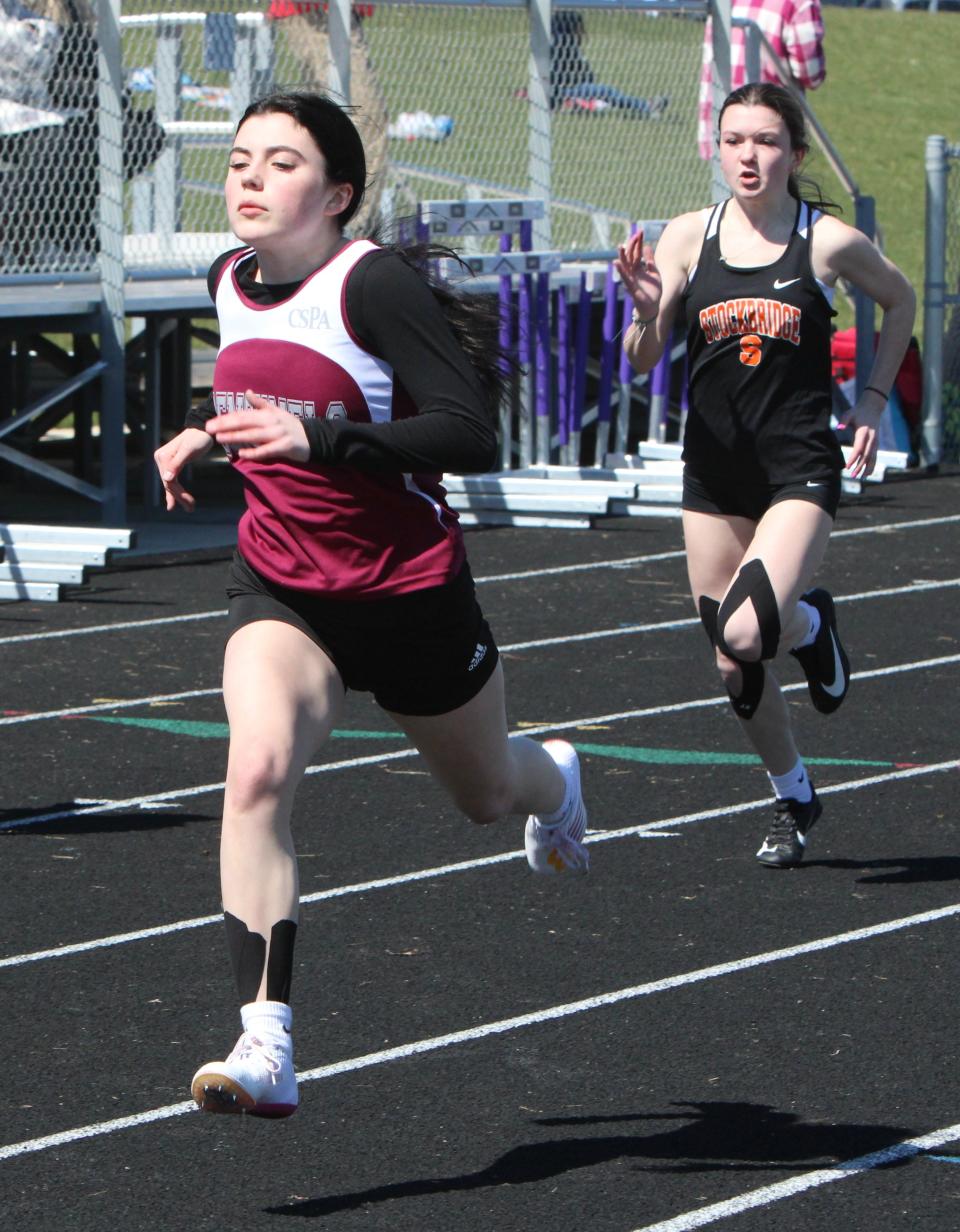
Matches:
[0,0,920,569]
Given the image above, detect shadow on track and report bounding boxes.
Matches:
[1,805,216,835]
[264,1101,914,1217]
[807,856,960,885]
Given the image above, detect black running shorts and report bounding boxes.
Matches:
[225,552,499,716]
[682,468,841,521]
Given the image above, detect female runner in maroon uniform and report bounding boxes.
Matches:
[617,82,915,868]
[154,92,589,1119]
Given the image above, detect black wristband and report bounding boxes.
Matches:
[863,385,889,401]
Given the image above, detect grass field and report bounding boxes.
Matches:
[808,7,960,333]
[121,4,956,317]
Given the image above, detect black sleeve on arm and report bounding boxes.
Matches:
[184,393,216,430]
[301,249,498,474]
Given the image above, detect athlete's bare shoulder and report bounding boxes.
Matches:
[809,210,868,280]
[656,207,712,276]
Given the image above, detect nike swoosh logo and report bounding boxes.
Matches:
[773,278,801,290]
[822,629,847,697]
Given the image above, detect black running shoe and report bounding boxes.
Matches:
[756,791,823,868]
[790,589,850,714]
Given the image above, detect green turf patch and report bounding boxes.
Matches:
[81,716,403,740]
[571,742,893,767]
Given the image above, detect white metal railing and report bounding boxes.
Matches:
[120,0,710,270]
[922,135,960,466]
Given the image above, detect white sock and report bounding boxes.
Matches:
[768,760,813,804]
[536,765,574,828]
[241,1000,293,1049]
[791,600,821,650]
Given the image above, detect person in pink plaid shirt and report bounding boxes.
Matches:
[698,0,826,158]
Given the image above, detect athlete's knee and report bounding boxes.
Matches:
[699,594,766,720]
[714,647,741,690]
[716,559,781,663]
[225,741,296,813]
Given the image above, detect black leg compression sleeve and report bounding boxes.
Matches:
[716,558,781,661]
[224,912,298,1004]
[265,919,298,1005]
[698,593,766,720]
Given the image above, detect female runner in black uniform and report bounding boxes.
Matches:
[154,92,589,1119]
[617,82,915,868]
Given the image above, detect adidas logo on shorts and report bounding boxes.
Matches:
[468,642,487,672]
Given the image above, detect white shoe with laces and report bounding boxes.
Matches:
[191,1001,298,1118]
[525,740,590,874]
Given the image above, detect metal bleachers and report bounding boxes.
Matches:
[0,523,136,603]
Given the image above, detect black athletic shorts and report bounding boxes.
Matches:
[682,468,842,521]
[225,552,499,717]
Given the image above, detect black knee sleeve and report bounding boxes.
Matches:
[728,660,765,719]
[698,595,720,647]
[716,558,781,661]
[698,593,766,720]
[224,912,298,1004]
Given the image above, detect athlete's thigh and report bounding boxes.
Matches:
[223,619,345,771]
[739,499,834,614]
[682,508,757,604]
[385,659,511,800]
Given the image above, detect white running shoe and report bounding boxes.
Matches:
[191,1008,298,1118]
[525,739,589,874]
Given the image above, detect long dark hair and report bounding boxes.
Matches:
[235,91,514,416]
[719,82,840,215]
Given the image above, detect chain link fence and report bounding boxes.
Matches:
[3,0,713,277]
[361,1,709,251]
[1,1,109,274]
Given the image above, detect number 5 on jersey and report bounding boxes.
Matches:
[739,334,762,367]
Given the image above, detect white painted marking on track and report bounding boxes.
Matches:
[0,687,218,728]
[0,1102,196,1162]
[0,609,227,646]
[2,901,959,1163]
[2,758,957,968]
[0,512,956,648]
[1,654,957,832]
[627,1125,960,1231]
[2,575,959,729]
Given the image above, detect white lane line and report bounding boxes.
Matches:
[0,687,219,728]
[2,654,958,831]
[0,550,683,648]
[504,576,960,653]
[832,512,960,538]
[2,900,959,1164]
[1,511,957,650]
[3,574,959,730]
[3,758,957,970]
[628,1122,960,1232]
[0,609,228,647]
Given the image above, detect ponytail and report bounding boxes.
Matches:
[374,231,518,419]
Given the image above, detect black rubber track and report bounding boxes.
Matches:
[2,469,959,1232]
